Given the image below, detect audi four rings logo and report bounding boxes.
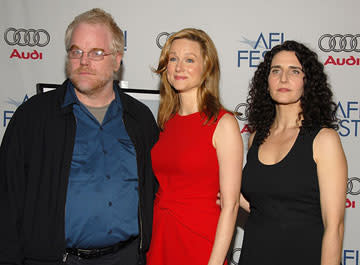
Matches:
[318,34,360,52]
[230,248,241,265]
[156,32,174,49]
[234,103,248,121]
[4,28,50,47]
[347,177,360,196]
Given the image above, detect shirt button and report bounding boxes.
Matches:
[103,150,107,154]
[100,126,103,130]
[108,201,112,207]
[106,175,111,180]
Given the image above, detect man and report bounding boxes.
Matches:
[0,8,158,265]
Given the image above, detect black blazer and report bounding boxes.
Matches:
[0,79,159,264]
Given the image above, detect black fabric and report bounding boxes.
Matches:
[239,128,324,265]
[0,79,159,264]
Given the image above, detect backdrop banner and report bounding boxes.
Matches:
[1,1,358,264]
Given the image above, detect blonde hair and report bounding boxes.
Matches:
[155,28,222,130]
[65,8,124,54]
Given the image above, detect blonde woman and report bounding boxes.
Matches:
[146,28,243,265]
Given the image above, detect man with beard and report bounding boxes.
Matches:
[0,8,158,265]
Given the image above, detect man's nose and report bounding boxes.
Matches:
[79,53,90,65]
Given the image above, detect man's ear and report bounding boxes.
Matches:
[114,52,123,72]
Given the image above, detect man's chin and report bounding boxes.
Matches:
[71,79,95,92]
[71,78,112,94]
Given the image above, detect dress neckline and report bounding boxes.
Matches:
[175,111,200,118]
[256,129,301,167]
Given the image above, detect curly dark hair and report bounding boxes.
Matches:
[246,40,338,145]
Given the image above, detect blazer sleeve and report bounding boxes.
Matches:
[0,106,26,264]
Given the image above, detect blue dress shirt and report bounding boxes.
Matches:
[63,82,139,248]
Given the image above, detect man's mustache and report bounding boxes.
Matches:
[74,67,96,75]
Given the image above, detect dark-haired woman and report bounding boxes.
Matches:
[239,40,347,265]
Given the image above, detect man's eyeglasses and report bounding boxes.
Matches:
[67,48,114,61]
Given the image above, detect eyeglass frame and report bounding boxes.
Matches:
[67,45,115,61]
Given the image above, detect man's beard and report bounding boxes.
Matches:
[66,61,113,96]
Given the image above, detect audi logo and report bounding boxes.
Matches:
[4,28,50,47]
[156,32,174,49]
[230,248,241,265]
[234,103,248,121]
[318,34,360,52]
[347,177,360,196]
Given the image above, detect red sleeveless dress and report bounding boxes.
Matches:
[147,110,228,265]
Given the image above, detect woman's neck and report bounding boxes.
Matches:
[178,89,198,115]
[272,103,302,130]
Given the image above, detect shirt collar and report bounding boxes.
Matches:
[62,81,78,108]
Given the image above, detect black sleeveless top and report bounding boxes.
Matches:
[239,128,324,265]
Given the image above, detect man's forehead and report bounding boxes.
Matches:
[70,22,112,45]
[72,22,109,33]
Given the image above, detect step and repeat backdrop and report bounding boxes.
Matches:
[0,0,359,264]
